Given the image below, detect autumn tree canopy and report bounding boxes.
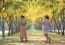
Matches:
[0,0,65,23]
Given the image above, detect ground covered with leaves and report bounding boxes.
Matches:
[0,30,65,45]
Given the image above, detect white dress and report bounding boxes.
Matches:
[42,19,50,34]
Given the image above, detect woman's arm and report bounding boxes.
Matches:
[42,19,44,25]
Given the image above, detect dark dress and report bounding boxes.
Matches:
[19,20,27,38]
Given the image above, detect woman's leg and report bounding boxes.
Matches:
[20,38,23,42]
[46,34,51,43]
[44,34,48,42]
[25,34,27,42]
[25,37,27,42]
[44,34,51,43]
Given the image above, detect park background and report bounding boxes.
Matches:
[0,0,65,45]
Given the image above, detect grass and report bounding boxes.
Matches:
[0,30,65,45]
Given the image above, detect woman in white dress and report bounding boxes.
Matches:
[42,16,51,43]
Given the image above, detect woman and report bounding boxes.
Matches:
[42,16,51,43]
[19,15,27,42]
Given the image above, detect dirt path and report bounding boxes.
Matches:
[0,30,65,45]
[0,37,65,45]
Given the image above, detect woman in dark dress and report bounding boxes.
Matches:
[19,15,27,42]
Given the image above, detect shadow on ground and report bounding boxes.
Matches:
[0,37,65,45]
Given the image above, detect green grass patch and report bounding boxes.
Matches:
[0,30,65,45]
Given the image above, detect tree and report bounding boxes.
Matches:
[2,17,5,38]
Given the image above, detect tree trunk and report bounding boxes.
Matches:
[57,26,60,34]
[11,25,14,35]
[2,17,5,38]
[11,15,14,35]
[62,26,64,35]
[54,24,55,32]
[15,17,19,33]
[8,24,11,36]
[62,8,65,35]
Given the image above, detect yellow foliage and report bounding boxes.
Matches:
[0,12,7,18]
[1,0,64,23]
